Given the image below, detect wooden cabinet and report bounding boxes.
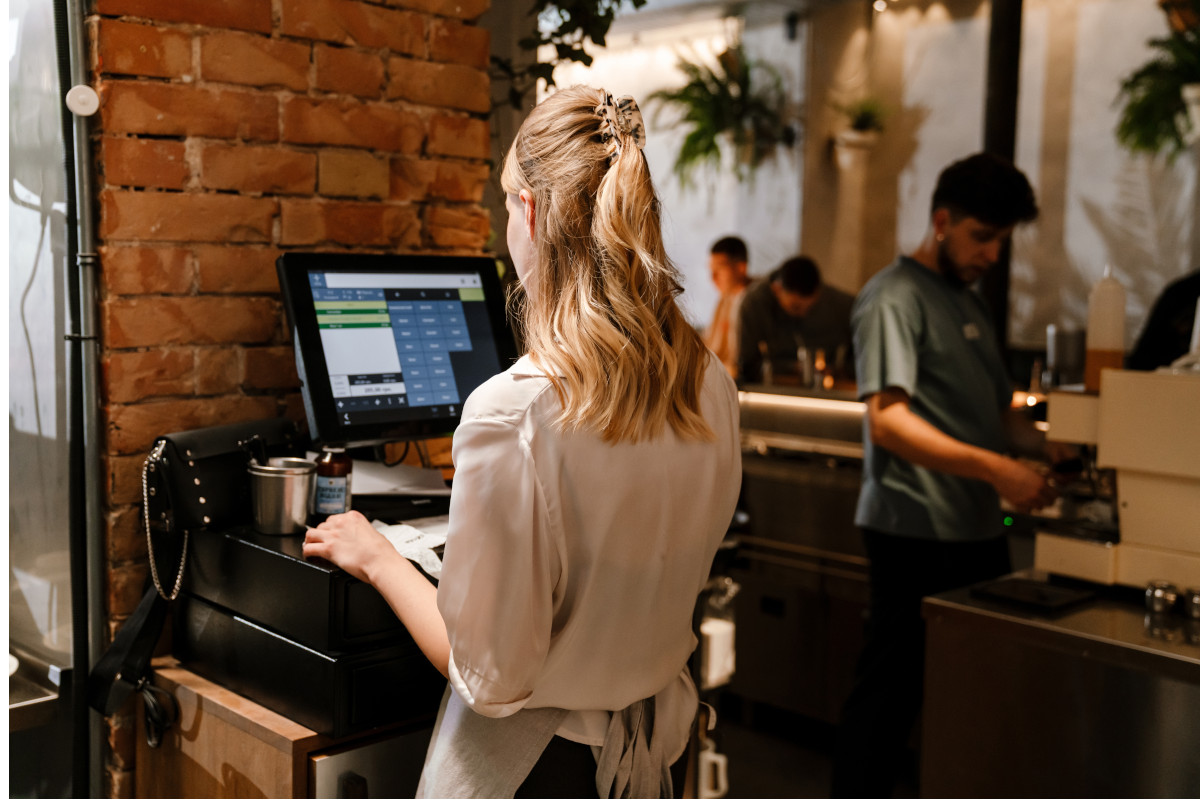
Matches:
[136,659,434,798]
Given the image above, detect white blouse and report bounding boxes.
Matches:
[437,351,741,760]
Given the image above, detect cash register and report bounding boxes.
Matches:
[174,253,518,738]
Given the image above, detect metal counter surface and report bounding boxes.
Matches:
[739,386,865,459]
[921,572,1200,797]
[924,574,1200,678]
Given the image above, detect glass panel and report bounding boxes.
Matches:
[9,0,74,666]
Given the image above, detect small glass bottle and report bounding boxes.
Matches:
[758,341,773,386]
[313,446,353,519]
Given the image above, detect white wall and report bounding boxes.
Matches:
[1012,0,1197,348]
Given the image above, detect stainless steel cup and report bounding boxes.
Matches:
[1184,587,1200,620]
[248,457,316,535]
[1145,580,1180,614]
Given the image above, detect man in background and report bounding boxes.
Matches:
[703,236,751,377]
[832,152,1065,797]
[737,255,855,384]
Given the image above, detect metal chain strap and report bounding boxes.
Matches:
[143,440,188,601]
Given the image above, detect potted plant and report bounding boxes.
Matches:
[1160,0,1199,33]
[646,45,796,188]
[1116,2,1200,158]
[832,96,886,169]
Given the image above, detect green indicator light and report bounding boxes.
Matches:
[1003,515,1014,527]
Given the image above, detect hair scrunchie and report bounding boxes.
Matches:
[596,92,646,158]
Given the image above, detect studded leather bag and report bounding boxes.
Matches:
[142,418,299,600]
[88,418,299,743]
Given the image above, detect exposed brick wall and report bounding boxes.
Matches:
[89,0,491,794]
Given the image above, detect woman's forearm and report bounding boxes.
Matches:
[365,549,451,678]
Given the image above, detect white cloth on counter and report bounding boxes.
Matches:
[371,514,448,579]
[435,351,741,776]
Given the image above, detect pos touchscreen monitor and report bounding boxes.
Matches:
[277,252,517,447]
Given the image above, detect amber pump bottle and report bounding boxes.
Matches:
[313,446,353,520]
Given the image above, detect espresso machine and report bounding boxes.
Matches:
[1035,368,1200,589]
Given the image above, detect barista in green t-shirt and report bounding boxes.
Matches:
[832,153,1071,798]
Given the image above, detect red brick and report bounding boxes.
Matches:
[96,19,192,79]
[427,114,489,159]
[96,0,272,34]
[385,0,490,22]
[194,246,281,293]
[429,18,489,69]
[282,96,423,153]
[282,392,308,428]
[106,396,280,455]
[100,246,194,295]
[107,703,138,769]
[106,506,146,564]
[314,44,384,99]
[195,347,241,395]
[430,159,489,202]
[279,199,421,247]
[101,82,278,141]
[200,31,311,92]
[103,137,189,190]
[107,454,146,506]
[100,190,277,244]
[106,767,135,800]
[317,149,389,198]
[387,58,489,113]
[243,346,300,389]
[200,144,316,195]
[107,561,150,616]
[280,0,425,56]
[104,295,279,348]
[427,204,488,249]
[104,348,195,403]
[389,157,435,202]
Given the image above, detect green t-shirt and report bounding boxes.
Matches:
[852,257,1012,541]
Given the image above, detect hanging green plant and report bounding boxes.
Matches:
[1115,9,1200,158]
[492,0,648,111]
[834,96,887,133]
[646,46,796,188]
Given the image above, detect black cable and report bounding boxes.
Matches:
[137,678,179,749]
[376,440,411,467]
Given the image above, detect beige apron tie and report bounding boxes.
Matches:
[595,695,673,799]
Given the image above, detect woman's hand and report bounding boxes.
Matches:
[303,510,394,584]
[305,510,452,678]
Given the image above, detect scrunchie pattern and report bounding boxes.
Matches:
[596,92,646,159]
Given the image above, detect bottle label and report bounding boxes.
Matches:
[314,475,350,514]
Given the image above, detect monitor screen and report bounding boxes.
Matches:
[277,252,517,447]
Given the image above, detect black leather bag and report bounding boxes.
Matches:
[88,418,300,742]
[142,417,300,598]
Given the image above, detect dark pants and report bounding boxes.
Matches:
[516,735,689,799]
[830,528,1011,798]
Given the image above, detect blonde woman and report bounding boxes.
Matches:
[303,86,741,798]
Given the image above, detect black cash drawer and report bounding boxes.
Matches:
[174,593,445,738]
[185,525,411,652]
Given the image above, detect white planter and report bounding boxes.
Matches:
[833,128,879,170]
[1182,83,1200,144]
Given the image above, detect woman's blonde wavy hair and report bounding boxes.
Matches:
[501,85,713,444]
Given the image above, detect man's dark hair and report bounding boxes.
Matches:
[772,256,821,296]
[931,152,1039,227]
[710,236,748,263]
